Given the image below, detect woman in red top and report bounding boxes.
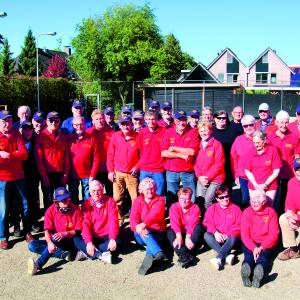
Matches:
[195,121,225,209]
[130,177,167,275]
[245,130,282,207]
[167,187,203,268]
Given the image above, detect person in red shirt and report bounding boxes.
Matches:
[34,111,70,210]
[0,110,33,250]
[255,103,277,135]
[158,101,174,128]
[27,187,82,275]
[167,187,203,268]
[245,130,282,207]
[203,185,242,270]
[130,177,167,275]
[161,110,199,206]
[73,180,120,264]
[195,121,225,209]
[269,110,300,214]
[277,159,300,260]
[107,116,140,219]
[68,116,100,204]
[241,190,279,288]
[288,104,300,138]
[138,111,166,195]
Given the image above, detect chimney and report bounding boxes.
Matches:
[63,46,71,56]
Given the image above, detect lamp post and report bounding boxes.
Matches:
[0,12,7,17]
[36,32,56,111]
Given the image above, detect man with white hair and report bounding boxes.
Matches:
[255,103,276,135]
[13,105,31,128]
[269,110,300,213]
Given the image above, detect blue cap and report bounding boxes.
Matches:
[122,106,132,114]
[132,110,144,119]
[54,187,71,202]
[33,111,45,122]
[20,121,33,129]
[0,110,12,120]
[118,116,132,124]
[150,100,160,109]
[161,101,172,109]
[47,111,60,119]
[189,109,200,118]
[296,104,300,114]
[104,107,114,114]
[72,100,83,108]
[174,110,187,119]
[294,158,300,170]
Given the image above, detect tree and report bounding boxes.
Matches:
[18,29,36,76]
[0,38,14,76]
[149,34,197,81]
[44,54,68,78]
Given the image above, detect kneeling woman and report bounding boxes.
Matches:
[74,180,120,264]
[241,190,279,288]
[130,177,167,275]
[203,185,242,270]
[27,187,82,275]
[167,187,203,268]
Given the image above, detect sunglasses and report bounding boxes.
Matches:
[243,124,254,128]
[48,119,60,124]
[218,194,229,200]
[216,116,227,120]
[297,112,300,116]
[259,110,268,113]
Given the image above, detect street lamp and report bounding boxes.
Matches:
[36,32,56,111]
[0,12,7,17]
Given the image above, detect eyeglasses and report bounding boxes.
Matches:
[216,116,227,120]
[243,124,254,128]
[48,119,60,124]
[218,194,229,200]
[259,110,268,113]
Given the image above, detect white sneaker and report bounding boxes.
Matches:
[100,251,112,264]
[210,257,221,270]
[225,254,235,265]
[27,258,38,275]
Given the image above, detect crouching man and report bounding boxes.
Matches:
[27,187,82,275]
[74,180,120,263]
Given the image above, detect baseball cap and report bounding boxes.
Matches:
[294,158,300,170]
[132,110,144,119]
[72,100,83,108]
[161,101,172,109]
[150,100,160,109]
[121,106,132,114]
[20,121,33,129]
[189,109,200,118]
[47,111,60,119]
[54,187,71,202]
[0,110,12,120]
[296,104,300,114]
[104,107,114,114]
[258,103,270,111]
[174,110,187,119]
[118,116,132,124]
[33,111,45,122]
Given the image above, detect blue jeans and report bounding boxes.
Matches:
[140,171,165,196]
[204,232,240,261]
[134,230,165,257]
[166,171,196,206]
[28,238,75,268]
[0,179,30,240]
[239,177,250,208]
[69,178,90,205]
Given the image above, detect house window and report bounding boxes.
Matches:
[271,73,277,83]
[227,74,238,83]
[256,73,268,84]
[218,73,224,82]
[262,53,268,63]
[227,53,233,63]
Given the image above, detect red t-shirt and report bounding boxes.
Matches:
[285,177,300,220]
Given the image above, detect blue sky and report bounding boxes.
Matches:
[1,0,299,66]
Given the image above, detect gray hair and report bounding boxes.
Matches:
[253,130,267,141]
[241,114,256,126]
[276,110,289,120]
[138,177,157,194]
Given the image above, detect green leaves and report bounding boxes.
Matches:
[0,38,14,76]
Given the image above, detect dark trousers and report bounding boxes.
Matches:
[96,172,113,197]
[43,172,64,211]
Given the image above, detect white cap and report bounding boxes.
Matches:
[258,103,270,111]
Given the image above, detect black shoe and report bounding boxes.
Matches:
[138,255,154,275]
[31,223,41,233]
[241,263,252,287]
[178,253,192,268]
[13,227,22,238]
[252,264,264,288]
[154,251,166,261]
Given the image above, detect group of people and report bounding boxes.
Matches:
[0,99,300,288]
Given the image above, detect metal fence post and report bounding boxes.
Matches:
[280,88,283,110]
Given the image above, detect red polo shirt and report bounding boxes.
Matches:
[158,118,175,128]
[194,137,225,183]
[130,195,166,232]
[245,145,282,190]
[107,130,139,173]
[0,129,28,181]
[169,202,200,235]
[35,128,70,178]
[81,195,119,242]
[255,117,277,135]
[269,131,300,180]
[285,177,300,220]
[68,132,100,179]
[288,120,299,138]
[138,126,165,172]
[161,126,199,172]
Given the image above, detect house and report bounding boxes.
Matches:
[207,47,248,85]
[247,47,294,87]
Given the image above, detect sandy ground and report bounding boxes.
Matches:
[1,225,300,300]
